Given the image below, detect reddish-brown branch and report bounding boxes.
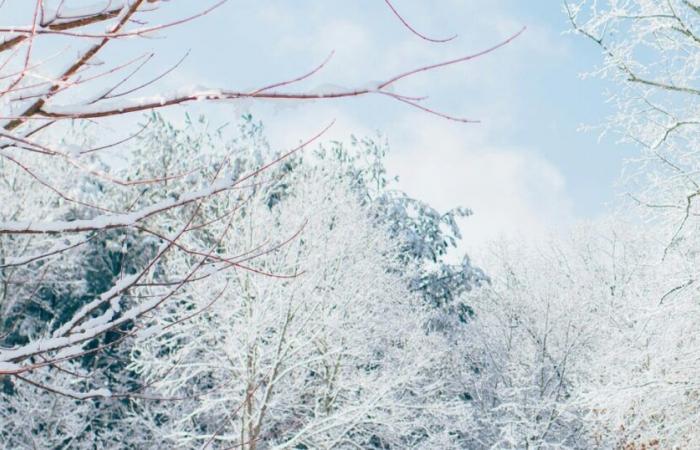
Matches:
[383,0,458,43]
[0,237,90,269]
[377,26,526,89]
[138,220,308,280]
[3,0,148,131]
[104,50,188,101]
[249,51,335,97]
[24,28,522,124]
[0,1,140,54]
[0,150,117,213]
[0,0,228,41]
[0,124,328,374]
[0,120,333,234]
[3,0,43,96]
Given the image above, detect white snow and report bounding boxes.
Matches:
[0,175,235,234]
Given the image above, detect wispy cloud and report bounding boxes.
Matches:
[385,115,574,260]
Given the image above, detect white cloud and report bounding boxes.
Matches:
[255,105,575,265]
[385,115,574,262]
[136,0,583,265]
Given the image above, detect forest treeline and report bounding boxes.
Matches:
[1,1,699,448]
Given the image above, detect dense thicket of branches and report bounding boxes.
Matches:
[0,1,516,448]
[0,114,487,448]
[3,0,698,449]
[0,0,515,383]
[562,1,700,447]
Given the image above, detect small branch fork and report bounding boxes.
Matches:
[0,0,524,399]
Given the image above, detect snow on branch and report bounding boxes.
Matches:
[0,0,523,404]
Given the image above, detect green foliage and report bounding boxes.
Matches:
[314,134,487,320]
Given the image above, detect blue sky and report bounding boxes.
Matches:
[6,1,637,253]
[146,0,634,250]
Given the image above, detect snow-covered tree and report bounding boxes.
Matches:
[0,111,491,447]
[460,231,604,449]
[0,0,521,392]
[116,118,474,449]
[566,3,700,446]
[566,0,700,254]
[459,220,700,448]
[0,2,525,447]
[312,136,487,327]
